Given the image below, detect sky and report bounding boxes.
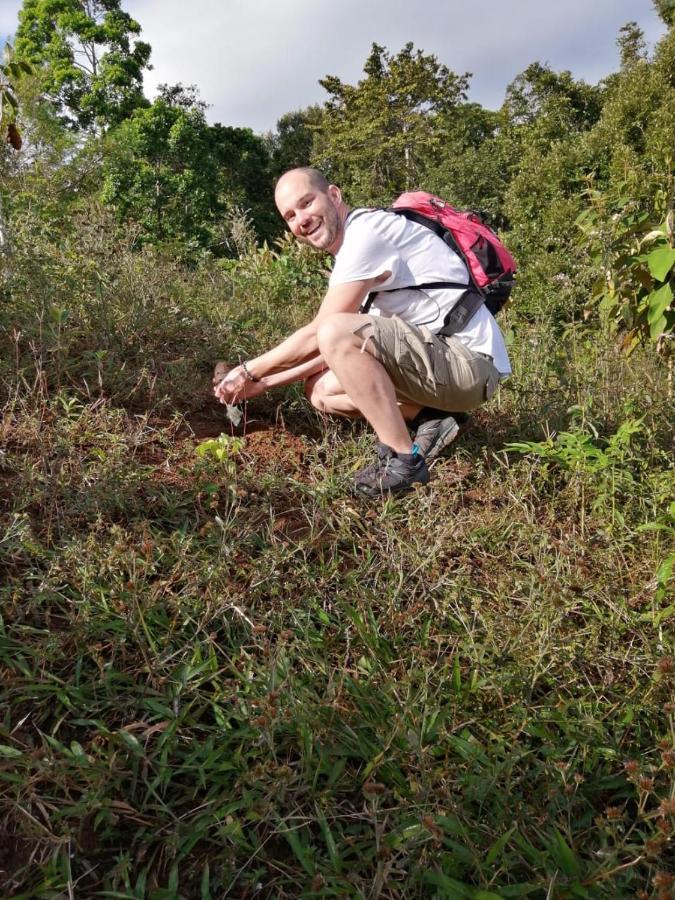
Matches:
[0,0,667,135]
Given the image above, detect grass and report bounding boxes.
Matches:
[1,241,674,897]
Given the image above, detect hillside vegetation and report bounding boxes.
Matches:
[0,2,674,897]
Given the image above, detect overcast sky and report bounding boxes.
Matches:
[0,0,667,134]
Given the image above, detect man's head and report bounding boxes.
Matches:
[274,167,348,256]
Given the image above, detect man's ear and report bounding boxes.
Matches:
[328,184,342,206]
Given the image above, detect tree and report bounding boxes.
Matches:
[1,44,32,151]
[265,105,323,179]
[503,62,603,133]
[14,0,151,131]
[653,0,675,27]
[101,85,276,255]
[0,44,33,254]
[313,42,469,204]
[617,22,647,69]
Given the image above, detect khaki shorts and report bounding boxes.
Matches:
[353,315,501,412]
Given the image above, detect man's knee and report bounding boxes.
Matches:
[304,373,323,409]
[316,313,360,356]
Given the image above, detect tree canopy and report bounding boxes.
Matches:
[313,42,470,204]
[14,0,151,131]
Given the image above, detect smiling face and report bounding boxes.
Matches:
[275,169,346,256]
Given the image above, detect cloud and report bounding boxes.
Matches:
[2,0,668,131]
[128,0,666,130]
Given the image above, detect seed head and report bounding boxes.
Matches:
[605,805,622,820]
[363,781,386,795]
[6,123,22,151]
[658,798,675,816]
[310,874,325,892]
[657,657,675,675]
[623,759,640,776]
[645,836,666,856]
[653,871,674,889]
[639,777,655,791]
[656,817,672,834]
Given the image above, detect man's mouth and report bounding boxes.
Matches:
[305,221,321,238]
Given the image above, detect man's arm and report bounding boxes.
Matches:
[250,277,381,374]
[214,354,326,404]
[215,274,389,401]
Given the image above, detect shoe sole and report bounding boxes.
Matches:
[426,419,459,461]
[353,478,427,498]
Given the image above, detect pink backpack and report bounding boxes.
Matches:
[359,191,516,334]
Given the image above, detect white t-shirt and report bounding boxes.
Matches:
[329,208,512,376]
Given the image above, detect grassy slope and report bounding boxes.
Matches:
[1,247,674,898]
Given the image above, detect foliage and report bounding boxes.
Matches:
[14,0,151,131]
[100,85,277,256]
[313,42,469,204]
[503,62,603,132]
[265,104,324,179]
[0,43,32,149]
[0,306,673,895]
[1,6,675,895]
[578,179,675,353]
[1,43,33,254]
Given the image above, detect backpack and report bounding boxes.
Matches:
[360,191,517,336]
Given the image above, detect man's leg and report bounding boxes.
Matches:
[304,369,420,421]
[316,313,416,454]
[315,313,431,497]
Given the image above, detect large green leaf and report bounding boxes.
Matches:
[647,281,673,325]
[647,246,675,282]
[548,829,580,876]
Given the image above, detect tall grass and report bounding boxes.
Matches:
[1,227,674,897]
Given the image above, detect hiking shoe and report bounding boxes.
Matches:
[411,410,470,462]
[354,443,429,498]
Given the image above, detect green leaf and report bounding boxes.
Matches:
[0,744,22,758]
[650,314,668,341]
[316,804,342,873]
[549,829,580,876]
[423,872,473,897]
[283,827,314,876]
[485,825,517,865]
[647,281,673,325]
[200,862,211,900]
[646,246,675,282]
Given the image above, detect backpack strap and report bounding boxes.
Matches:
[437,290,486,336]
[348,206,486,335]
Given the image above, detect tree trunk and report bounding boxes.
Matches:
[0,193,11,256]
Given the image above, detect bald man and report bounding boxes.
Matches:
[214,167,510,497]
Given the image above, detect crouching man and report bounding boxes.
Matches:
[213,167,510,498]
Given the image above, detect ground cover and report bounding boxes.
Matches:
[0,248,674,897]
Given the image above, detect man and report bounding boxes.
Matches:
[214,167,510,497]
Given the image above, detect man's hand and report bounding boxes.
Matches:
[213,364,267,404]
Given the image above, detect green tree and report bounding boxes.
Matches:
[654,0,675,27]
[14,0,151,131]
[0,43,32,150]
[313,42,469,204]
[0,43,32,253]
[503,62,603,133]
[617,21,648,69]
[266,104,323,179]
[101,85,276,255]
